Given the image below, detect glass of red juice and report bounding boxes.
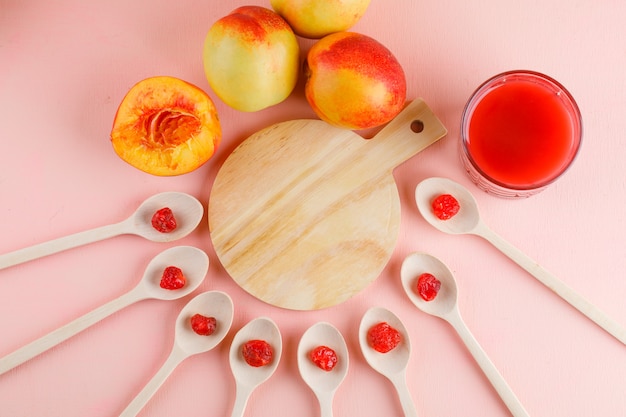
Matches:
[460,70,582,198]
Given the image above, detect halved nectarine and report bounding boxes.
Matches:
[110,76,221,176]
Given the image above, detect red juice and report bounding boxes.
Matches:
[461,71,581,196]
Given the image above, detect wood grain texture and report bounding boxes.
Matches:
[209,99,447,310]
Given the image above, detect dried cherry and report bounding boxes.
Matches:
[310,345,338,371]
[368,322,401,353]
[159,266,186,290]
[431,194,460,220]
[190,314,217,336]
[242,340,273,367]
[416,273,441,301]
[151,207,177,233]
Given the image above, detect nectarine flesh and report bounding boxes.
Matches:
[111,76,221,176]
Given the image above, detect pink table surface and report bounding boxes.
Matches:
[1,1,625,416]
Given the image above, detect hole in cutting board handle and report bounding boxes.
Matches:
[410,120,424,133]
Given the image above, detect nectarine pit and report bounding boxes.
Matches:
[143,109,200,150]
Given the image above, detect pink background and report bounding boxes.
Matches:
[1,1,625,416]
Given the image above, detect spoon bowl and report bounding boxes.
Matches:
[400,252,529,417]
[400,251,458,318]
[174,290,234,355]
[0,245,209,376]
[298,322,348,417]
[415,176,480,234]
[119,290,234,417]
[359,307,411,376]
[359,307,417,417]
[127,191,204,242]
[138,245,209,301]
[0,191,204,270]
[414,176,626,345]
[229,317,282,417]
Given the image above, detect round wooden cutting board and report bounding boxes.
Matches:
[209,99,447,310]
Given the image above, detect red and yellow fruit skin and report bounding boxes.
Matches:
[270,0,371,39]
[304,32,406,130]
[110,76,221,176]
[203,6,300,112]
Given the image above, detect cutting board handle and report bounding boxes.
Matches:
[365,99,447,172]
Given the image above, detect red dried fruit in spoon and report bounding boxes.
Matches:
[151,207,177,233]
[431,194,460,220]
[310,345,338,371]
[159,266,186,289]
[190,314,217,336]
[416,272,441,301]
[367,322,401,353]
[242,340,273,367]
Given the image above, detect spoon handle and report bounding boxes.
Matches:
[0,290,140,375]
[388,371,419,417]
[230,383,254,417]
[475,223,626,345]
[118,344,186,417]
[0,220,129,270]
[320,404,333,417]
[315,391,335,417]
[446,310,530,417]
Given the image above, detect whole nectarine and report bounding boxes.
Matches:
[271,0,371,39]
[304,32,406,130]
[110,76,221,176]
[203,6,300,112]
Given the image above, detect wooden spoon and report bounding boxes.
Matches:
[298,322,349,417]
[0,246,209,375]
[119,290,234,417]
[415,176,626,345]
[0,192,204,270]
[359,307,417,417]
[229,317,282,417]
[401,252,530,417]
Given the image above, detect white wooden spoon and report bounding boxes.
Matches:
[297,322,349,417]
[358,307,417,417]
[401,252,529,417]
[119,290,234,417]
[0,245,208,375]
[415,176,626,345]
[0,191,204,270]
[229,317,282,417]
